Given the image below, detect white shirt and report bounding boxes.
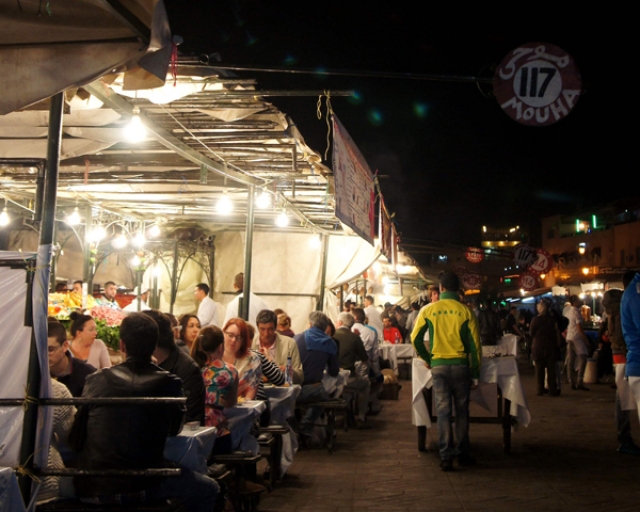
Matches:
[197,296,218,327]
[223,292,270,327]
[364,304,384,339]
[123,299,150,313]
[353,322,380,377]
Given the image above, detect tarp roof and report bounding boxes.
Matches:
[0,60,338,233]
[0,0,172,115]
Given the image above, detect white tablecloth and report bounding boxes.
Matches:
[265,385,301,425]
[164,426,217,474]
[322,369,351,397]
[264,385,301,477]
[380,343,416,374]
[482,335,518,357]
[0,467,25,512]
[411,357,530,429]
[226,401,267,454]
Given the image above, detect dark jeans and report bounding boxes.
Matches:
[535,355,557,395]
[431,365,471,461]
[616,390,633,445]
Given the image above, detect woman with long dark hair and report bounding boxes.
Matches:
[191,325,238,454]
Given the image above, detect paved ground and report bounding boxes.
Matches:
[259,362,640,512]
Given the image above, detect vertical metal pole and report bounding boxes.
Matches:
[317,234,329,311]
[363,274,367,307]
[170,240,179,315]
[50,221,58,291]
[241,185,255,321]
[18,92,64,504]
[83,203,93,293]
[208,237,216,298]
[152,261,159,310]
[135,269,142,311]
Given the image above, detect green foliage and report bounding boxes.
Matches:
[94,319,120,351]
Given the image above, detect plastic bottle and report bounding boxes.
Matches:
[394,331,400,345]
[285,356,293,385]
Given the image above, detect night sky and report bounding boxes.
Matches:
[163,3,631,248]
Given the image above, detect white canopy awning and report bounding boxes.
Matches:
[0,0,172,115]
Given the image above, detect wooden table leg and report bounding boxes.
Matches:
[418,426,428,452]
[502,398,512,454]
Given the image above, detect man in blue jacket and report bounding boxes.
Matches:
[622,271,640,426]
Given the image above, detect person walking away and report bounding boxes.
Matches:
[411,271,481,471]
[529,299,562,396]
[564,295,590,390]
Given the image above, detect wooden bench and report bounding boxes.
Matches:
[308,398,348,453]
[257,424,290,489]
[209,452,263,511]
[36,498,186,511]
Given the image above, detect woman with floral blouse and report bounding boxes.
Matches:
[191,325,237,454]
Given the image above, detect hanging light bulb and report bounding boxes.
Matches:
[216,191,233,215]
[130,255,141,267]
[0,207,10,227]
[132,232,146,248]
[112,233,128,249]
[124,106,146,143]
[89,225,106,243]
[275,211,289,227]
[148,224,161,238]
[66,207,81,226]
[309,233,321,248]
[256,191,271,209]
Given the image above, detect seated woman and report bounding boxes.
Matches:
[179,314,201,352]
[222,318,262,400]
[191,325,238,455]
[68,312,111,368]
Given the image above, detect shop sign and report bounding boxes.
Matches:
[494,42,582,127]
[519,272,538,291]
[452,265,467,277]
[512,243,537,267]
[332,114,375,243]
[463,272,482,290]
[530,248,553,274]
[465,247,484,264]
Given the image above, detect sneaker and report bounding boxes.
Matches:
[440,459,454,471]
[457,454,477,466]
[618,443,640,455]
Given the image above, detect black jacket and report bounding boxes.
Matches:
[158,348,205,424]
[70,359,185,497]
[334,327,368,376]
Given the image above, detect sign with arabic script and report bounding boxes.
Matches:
[494,42,582,127]
[332,115,375,244]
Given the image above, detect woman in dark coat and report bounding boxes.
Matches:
[530,299,563,396]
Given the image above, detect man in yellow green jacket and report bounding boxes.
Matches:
[411,271,482,471]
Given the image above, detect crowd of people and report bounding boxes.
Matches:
[38,267,640,507]
[40,272,397,508]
